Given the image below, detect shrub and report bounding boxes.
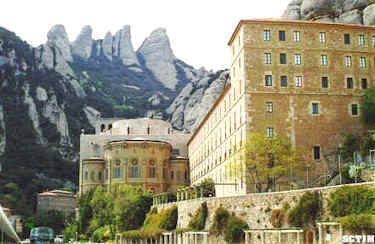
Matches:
[210,207,230,236]
[159,206,178,231]
[288,191,321,228]
[225,216,249,242]
[270,209,284,228]
[188,202,208,231]
[328,186,375,217]
[337,214,375,234]
[92,226,110,242]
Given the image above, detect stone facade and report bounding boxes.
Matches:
[37,190,76,215]
[188,19,374,197]
[156,182,375,244]
[79,118,190,195]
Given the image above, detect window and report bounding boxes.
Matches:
[264,53,272,64]
[295,54,302,65]
[313,146,321,160]
[372,36,375,47]
[149,167,156,178]
[359,35,365,46]
[320,32,326,43]
[312,103,320,115]
[267,127,274,137]
[264,30,270,41]
[321,55,328,66]
[344,33,351,44]
[91,171,95,181]
[265,75,272,86]
[345,56,352,67]
[295,76,303,87]
[177,171,182,182]
[347,77,354,89]
[170,170,174,180]
[98,172,102,181]
[84,171,88,180]
[279,31,286,41]
[130,160,140,178]
[351,104,359,116]
[293,31,300,42]
[114,167,121,178]
[266,102,273,113]
[280,76,288,87]
[280,53,287,64]
[361,78,368,89]
[360,57,367,68]
[322,77,329,88]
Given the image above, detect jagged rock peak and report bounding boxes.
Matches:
[113,25,139,66]
[137,27,178,90]
[282,0,375,25]
[47,24,73,62]
[138,27,175,61]
[72,25,93,60]
[102,31,113,61]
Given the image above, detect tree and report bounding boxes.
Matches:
[234,132,309,193]
[198,178,215,197]
[362,86,375,125]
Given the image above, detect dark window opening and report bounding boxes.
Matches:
[322,77,329,88]
[344,34,351,45]
[279,31,286,41]
[280,53,287,64]
[361,78,368,89]
[265,75,273,86]
[352,104,359,116]
[313,146,321,160]
[281,76,288,87]
[347,77,354,89]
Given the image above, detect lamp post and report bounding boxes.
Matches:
[338,143,343,185]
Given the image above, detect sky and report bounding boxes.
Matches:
[0,0,291,71]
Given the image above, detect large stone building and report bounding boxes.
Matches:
[37,190,76,215]
[188,19,374,197]
[79,118,190,195]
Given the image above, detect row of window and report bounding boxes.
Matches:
[263,30,375,47]
[263,75,369,89]
[264,53,371,68]
[265,101,360,116]
[84,168,187,181]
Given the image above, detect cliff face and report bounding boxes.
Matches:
[282,0,375,24]
[0,23,228,213]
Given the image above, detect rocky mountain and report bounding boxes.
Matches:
[167,70,229,132]
[0,24,227,214]
[282,0,375,24]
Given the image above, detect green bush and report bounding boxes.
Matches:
[337,214,375,234]
[210,207,230,236]
[328,186,375,217]
[210,207,248,242]
[188,202,208,231]
[288,191,321,228]
[225,216,249,243]
[63,223,78,242]
[92,226,110,242]
[159,206,178,231]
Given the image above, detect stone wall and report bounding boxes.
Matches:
[155,182,375,243]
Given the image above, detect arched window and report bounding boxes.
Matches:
[108,124,112,130]
[90,171,95,181]
[149,160,156,178]
[131,159,140,178]
[98,172,103,181]
[147,126,151,135]
[84,171,88,180]
[127,126,130,135]
[100,124,105,132]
